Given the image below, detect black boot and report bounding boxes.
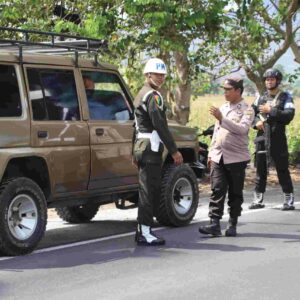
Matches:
[199,218,222,236]
[135,224,165,246]
[225,217,238,237]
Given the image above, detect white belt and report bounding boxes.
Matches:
[137,130,162,152]
[137,132,152,139]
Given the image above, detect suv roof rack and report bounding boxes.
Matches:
[0,27,108,66]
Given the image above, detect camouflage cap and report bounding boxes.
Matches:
[222,74,243,89]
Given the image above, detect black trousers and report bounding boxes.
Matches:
[134,140,163,226]
[209,158,248,220]
[255,146,293,194]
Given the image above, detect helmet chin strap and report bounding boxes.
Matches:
[149,77,162,89]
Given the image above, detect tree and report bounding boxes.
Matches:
[113,0,228,124]
[1,0,298,123]
[0,0,54,30]
[219,0,300,94]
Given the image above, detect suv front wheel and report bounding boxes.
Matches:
[0,177,47,256]
[156,164,199,226]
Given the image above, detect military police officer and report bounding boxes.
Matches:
[199,75,254,237]
[249,68,295,210]
[133,58,183,246]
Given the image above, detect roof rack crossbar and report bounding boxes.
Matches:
[0,38,98,54]
[0,27,106,60]
[0,26,102,43]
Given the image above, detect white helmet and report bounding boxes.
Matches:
[143,58,167,75]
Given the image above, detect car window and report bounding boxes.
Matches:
[82,71,131,121]
[0,64,22,117]
[27,68,80,121]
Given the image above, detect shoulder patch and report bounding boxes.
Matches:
[284,102,295,109]
[150,91,164,110]
[281,92,295,110]
[153,94,162,107]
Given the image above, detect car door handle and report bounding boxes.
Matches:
[95,128,104,136]
[37,131,48,138]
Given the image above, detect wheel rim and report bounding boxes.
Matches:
[171,177,193,215]
[7,194,38,240]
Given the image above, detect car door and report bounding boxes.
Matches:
[25,65,90,195]
[80,69,137,190]
[0,63,29,151]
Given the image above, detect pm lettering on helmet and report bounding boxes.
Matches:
[156,63,166,71]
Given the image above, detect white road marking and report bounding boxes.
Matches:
[0,201,299,262]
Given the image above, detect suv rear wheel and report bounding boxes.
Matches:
[55,203,100,223]
[156,164,199,226]
[0,177,47,256]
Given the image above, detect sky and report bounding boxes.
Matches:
[276,48,298,74]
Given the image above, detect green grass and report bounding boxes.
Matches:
[188,95,300,164]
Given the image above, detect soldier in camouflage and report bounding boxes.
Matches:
[132,58,183,246]
[249,68,295,211]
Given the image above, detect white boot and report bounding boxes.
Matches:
[135,224,165,246]
[282,193,295,211]
[249,192,265,209]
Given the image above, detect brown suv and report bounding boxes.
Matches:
[0,28,200,256]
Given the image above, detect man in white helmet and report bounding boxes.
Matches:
[132,58,183,246]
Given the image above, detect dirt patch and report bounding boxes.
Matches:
[199,165,300,196]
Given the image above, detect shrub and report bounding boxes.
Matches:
[189,96,300,165]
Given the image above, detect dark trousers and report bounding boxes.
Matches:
[134,141,163,226]
[255,149,293,194]
[209,158,248,220]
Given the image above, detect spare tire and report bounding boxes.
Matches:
[156,164,199,226]
[55,203,100,223]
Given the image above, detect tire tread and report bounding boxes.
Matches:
[0,177,47,256]
[55,203,100,224]
[156,164,199,227]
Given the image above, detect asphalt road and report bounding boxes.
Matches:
[0,184,300,300]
